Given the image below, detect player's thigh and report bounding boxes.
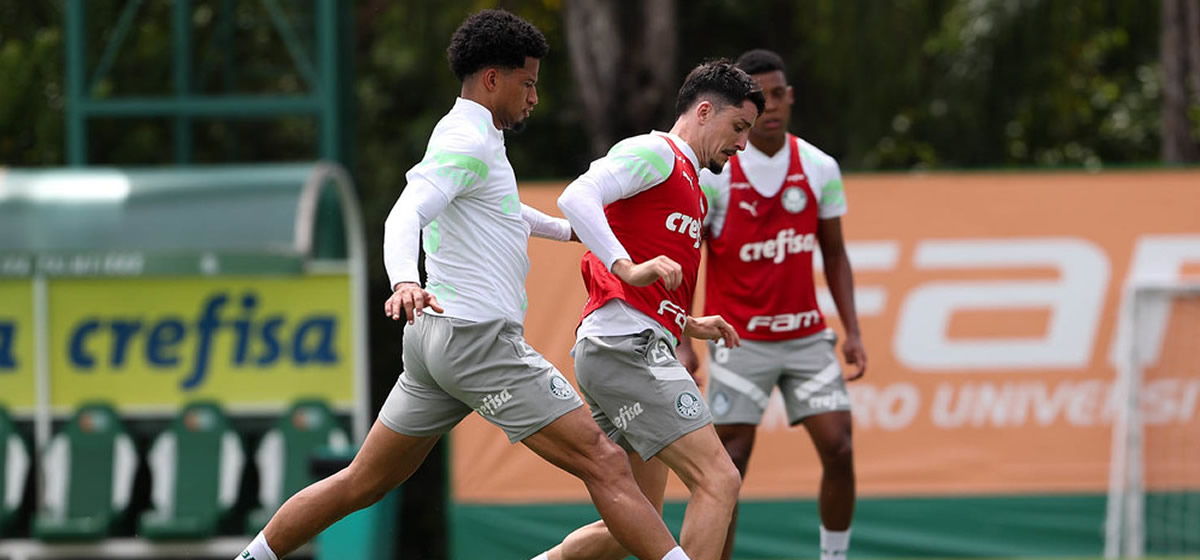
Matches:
[424,316,584,443]
[653,424,740,493]
[521,405,625,479]
[706,339,784,426]
[574,331,712,461]
[344,420,442,492]
[801,410,853,459]
[780,331,851,425]
[378,320,473,438]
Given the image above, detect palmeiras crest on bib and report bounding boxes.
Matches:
[782,186,807,214]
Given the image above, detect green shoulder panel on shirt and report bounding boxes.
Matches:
[501,193,520,215]
[417,149,490,190]
[607,139,671,184]
[424,220,441,254]
[798,141,845,207]
[700,183,721,212]
[427,283,458,303]
[820,178,846,206]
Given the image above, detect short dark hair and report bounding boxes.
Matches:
[675,59,766,118]
[447,9,548,81]
[735,48,786,77]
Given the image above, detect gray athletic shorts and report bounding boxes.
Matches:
[379,314,583,443]
[573,330,712,459]
[706,329,850,426]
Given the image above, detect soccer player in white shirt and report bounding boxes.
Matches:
[237,10,690,560]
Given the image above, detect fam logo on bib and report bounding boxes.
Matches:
[782,186,807,214]
[675,391,703,418]
[549,374,576,400]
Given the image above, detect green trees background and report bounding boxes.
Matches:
[4,0,1197,173]
[2,2,1198,556]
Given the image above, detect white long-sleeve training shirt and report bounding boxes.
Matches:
[383,97,570,324]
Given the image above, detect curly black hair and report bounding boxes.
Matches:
[674,59,766,118]
[735,48,786,77]
[446,9,549,81]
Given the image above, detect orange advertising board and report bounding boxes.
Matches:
[451,170,1200,503]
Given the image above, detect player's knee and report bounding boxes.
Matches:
[696,455,742,506]
[716,459,743,505]
[575,434,629,484]
[821,435,854,475]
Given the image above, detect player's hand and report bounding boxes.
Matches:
[842,331,866,381]
[684,315,740,348]
[385,282,444,325]
[612,256,682,289]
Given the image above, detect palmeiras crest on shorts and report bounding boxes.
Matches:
[711,391,731,416]
[549,374,576,400]
[713,344,730,364]
[782,186,807,214]
[675,391,703,418]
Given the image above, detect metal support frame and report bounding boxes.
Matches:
[63,0,346,166]
[1105,281,1200,559]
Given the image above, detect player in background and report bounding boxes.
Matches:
[677,48,866,560]
[531,60,765,560]
[236,10,691,560]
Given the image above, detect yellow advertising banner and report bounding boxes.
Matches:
[0,281,35,412]
[47,276,354,412]
[451,170,1200,503]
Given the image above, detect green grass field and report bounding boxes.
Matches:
[453,496,1200,560]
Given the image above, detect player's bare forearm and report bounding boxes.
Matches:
[818,217,866,379]
[822,256,866,379]
[612,256,682,289]
[817,218,861,337]
[683,315,740,348]
[822,253,861,337]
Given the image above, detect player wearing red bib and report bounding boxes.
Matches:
[679,48,867,560]
[534,61,764,560]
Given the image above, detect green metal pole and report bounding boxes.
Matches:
[316,0,341,163]
[64,0,87,166]
[221,0,238,162]
[173,0,194,164]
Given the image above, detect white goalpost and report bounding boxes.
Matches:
[1105,281,1200,559]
